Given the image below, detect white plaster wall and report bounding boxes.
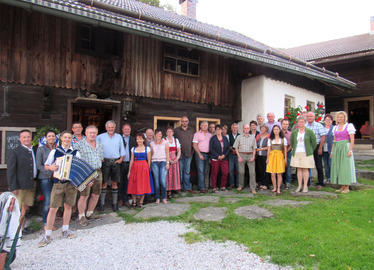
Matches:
[240,76,325,130]
[240,76,265,131]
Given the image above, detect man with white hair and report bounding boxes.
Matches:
[265,112,281,134]
[256,114,264,132]
[96,120,126,212]
[306,111,326,189]
[74,125,103,226]
[234,124,257,194]
[228,123,240,188]
[192,121,212,193]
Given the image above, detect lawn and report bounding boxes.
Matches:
[120,179,374,269]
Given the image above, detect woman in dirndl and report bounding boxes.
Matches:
[165,127,181,199]
[127,133,154,208]
[266,125,287,195]
[330,111,357,193]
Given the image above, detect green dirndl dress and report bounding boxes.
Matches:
[330,124,357,185]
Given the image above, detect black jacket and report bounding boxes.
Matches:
[209,135,230,160]
[7,145,36,191]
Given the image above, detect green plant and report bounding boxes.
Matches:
[32,125,60,147]
[285,102,326,129]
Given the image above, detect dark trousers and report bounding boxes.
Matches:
[313,144,324,186]
[257,155,270,187]
[119,162,130,202]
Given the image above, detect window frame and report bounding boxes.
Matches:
[306,100,315,112]
[163,44,200,77]
[153,116,182,131]
[76,23,123,58]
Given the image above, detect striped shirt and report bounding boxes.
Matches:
[306,121,326,144]
[74,139,104,170]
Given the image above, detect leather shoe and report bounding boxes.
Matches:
[22,227,34,235]
[187,190,196,194]
[200,189,207,194]
[112,204,119,212]
[118,200,124,207]
[99,204,105,212]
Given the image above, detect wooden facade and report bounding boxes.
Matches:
[0,4,242,188]
[0,4,235,107]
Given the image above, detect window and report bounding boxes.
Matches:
[163,44,200,76]
[76,24,123,57]
[284,96,294,115]
[306,101,315,112]
[196,118,220,132]
[153,116,182,133]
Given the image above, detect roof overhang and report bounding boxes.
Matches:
[1,0,357,91]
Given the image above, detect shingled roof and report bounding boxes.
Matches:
[3,0,356,90]
[283,33,374,62]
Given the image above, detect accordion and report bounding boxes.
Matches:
[53,154,99,192]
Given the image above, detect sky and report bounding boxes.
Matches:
[161,0,374,48]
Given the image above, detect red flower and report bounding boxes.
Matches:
[305,106,309,110]
[297,113,300,116]
[318,104,323,108]
[284,116,288,119]
[317,117,322,121]
[293,121,296,123]
[287,112,291,115]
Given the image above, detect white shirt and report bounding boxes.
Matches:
[295,132,306,153]
[45,146,81,165]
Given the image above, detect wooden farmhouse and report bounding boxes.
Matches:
[284,29,374,140]
[0,0,356,189]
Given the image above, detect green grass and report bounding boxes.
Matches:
[119,180,374,269]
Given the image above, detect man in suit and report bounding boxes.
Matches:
[118,124,136,207]
[7,129,37,235]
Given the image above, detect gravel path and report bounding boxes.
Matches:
[12,221,289,270]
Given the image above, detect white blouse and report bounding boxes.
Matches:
[267,138,288,147]
[164,137,181,148]
[332,123,356,135]
[131,146,151,154]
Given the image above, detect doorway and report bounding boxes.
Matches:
[346,98,371,139]
[67,98,122,134]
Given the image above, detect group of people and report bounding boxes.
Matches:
[6,111,357,248]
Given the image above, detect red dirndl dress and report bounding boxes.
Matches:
[166,138,181,191]
[127,146,154,195]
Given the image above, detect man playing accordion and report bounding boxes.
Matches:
[38,130,81,247]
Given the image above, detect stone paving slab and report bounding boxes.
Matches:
[134,204,190,218]
[225,198,241,203]
[290,191,338,199]
[174,196,219,203]
[261,199,312,207]
[212,189,255,198]
[193,207,227,222]
[234,205,273,220]
[122,209,138,215]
